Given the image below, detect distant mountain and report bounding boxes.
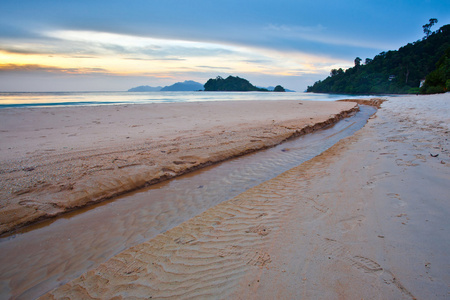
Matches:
[128,85,162,92]
[160,80,204,91]
[127,80,203,92]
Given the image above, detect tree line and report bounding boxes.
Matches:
[204,76,285,92]
[307,21,450,94]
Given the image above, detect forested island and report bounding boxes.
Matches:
[204,75,285,92]
[129,77,288,92]
[307,21,450,94]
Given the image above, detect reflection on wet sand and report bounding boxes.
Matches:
[43,94,450,299]
[0,106,375,299]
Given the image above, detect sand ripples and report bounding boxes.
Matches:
[43,177,297,299]
[1,106,375,299]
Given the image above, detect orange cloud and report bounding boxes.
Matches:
[0,63,108,74]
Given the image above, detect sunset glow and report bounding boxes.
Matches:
[0,0,448,91]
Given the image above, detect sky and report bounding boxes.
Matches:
[0,0,449,92]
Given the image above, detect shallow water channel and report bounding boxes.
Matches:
[0,105,376,299]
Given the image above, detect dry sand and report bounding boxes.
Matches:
[40,93,450,299]
[0,100,357,235]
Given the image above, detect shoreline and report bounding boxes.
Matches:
[41,93,450,299]
[0,100,360,235]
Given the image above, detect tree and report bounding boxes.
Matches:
[423,18,438,38]
[203,75,268,91]
[273,85,286,92]
[330,69,338,77]
[306,24,450,95]
[420,46,450,94]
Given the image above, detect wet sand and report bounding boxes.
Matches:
[0,100,357,235]
[41,93,450,299]
[0,106,377,299]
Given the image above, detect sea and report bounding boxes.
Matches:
[0,91,374,108]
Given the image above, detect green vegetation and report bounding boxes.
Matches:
[203,76,287,92]
[204,76,269,91]
[273,85,286,92]
[420,47,450,94]
[307,22,450,94]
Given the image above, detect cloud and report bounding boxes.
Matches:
[0,63,108,75]
[265,24,327,34]
[8,29,339,74]
[124,57,185,61]
[0,47,47,55]
[41,30,238,58]
[196,65,233,70]
[263,23,390,50]
[241,59,272,64]
[0,27,355,91]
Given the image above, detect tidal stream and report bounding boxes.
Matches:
[0,105,376,299]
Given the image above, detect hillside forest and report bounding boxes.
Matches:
[307,21,450,94]
[204,76,285,92]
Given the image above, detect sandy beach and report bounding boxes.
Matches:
[38,93,449,299]
[0,100,358,235]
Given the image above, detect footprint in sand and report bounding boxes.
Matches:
[319,237,416,298]
[395,158,419,167]
[351,255,383,273]
[364,172,392,189]
[310,200,330,215]
[337,215,366,233]
[387,193,407,208]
